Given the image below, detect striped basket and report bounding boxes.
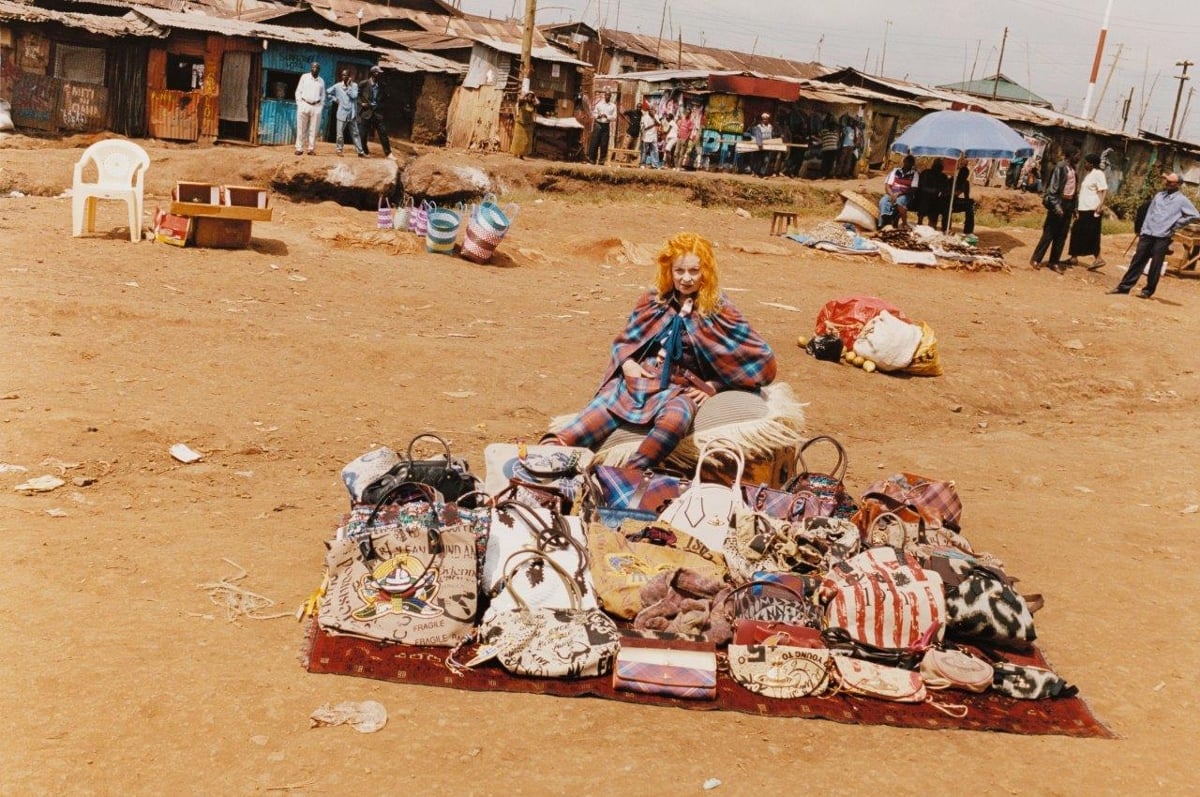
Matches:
[425,206,462,255]
[460,195,518,264]
[408,200,431,236]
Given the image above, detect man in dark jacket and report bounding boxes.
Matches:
[358,66,392,159]
[1030,148,1079,271]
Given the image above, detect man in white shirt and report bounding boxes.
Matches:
[294,62,326,156]
[588,90,618,165]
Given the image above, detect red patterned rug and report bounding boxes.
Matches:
[303,623,1114,738]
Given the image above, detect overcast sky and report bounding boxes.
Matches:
[459,0,1200,143]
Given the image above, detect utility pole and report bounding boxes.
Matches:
[1138,71,1160,129]
[863,48,870,73]
[655,0,668,59]
[1090,42,1123,121]
[1081,0,1114,120]
[814,35,823,63]
[992,26,1008,99]
[880,19,892,76]
[520,0,535,93]
[1168,60,1194,139]
[1180,87,1196,140]
[1120,85,1134,131]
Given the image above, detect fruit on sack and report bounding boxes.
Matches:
[863,360,877,373]
[797,335,810,347]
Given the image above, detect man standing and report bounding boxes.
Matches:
[330,70,365,157]
[1107,173,1199,298]
[878,154,919,227]
[294,62,325,156]
[750,112,775,177]
[588,90,617,165]
[1030,147,1079,271]
[358,66,392,159]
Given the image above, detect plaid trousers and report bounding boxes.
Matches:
[556,393,697,469]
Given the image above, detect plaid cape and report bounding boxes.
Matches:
[592,291,776,425]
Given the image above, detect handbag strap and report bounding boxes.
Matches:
[867,510,927,544]
[793,435,848,483]
[499,547,582,613]
[724,578,809,614]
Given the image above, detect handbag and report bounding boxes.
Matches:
[393,195,412,230]
[944,565,1038,650]
[590,465,687,515]
[317,519,478,646]
[832,656,928,703]
[919,647,994,693]
[341,446,402,505]
[460,194,518,264]
[784,435,858,520]
[991,661,1078,700]
[725,509,860,583]
[463,549,619,678]
[376,196,393,229]
[408,200,431,236]
[656,439,745,552]
[483,442,594,503]
[821,547,946,649]
[482,499,596,612]
[587,524,727,620]
[612,634,718,700]
[727,637,833,699]
[717,577,824,632]
[852,471,964,537]
[425,205,462,255]
[360,433,481,505]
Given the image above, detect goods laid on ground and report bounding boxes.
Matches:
[799,295,943,376]
[301,431,1111,737]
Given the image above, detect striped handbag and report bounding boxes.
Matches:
[425,205,462,254]
[820,547,945,649]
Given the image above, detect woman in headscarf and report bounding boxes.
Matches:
[546,232,776,468]
[511,91,537,159]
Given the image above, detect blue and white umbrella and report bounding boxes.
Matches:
[890,110,1035,233]
[890,109,1034,160]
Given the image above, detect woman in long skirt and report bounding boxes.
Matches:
[1067,153,1108,270]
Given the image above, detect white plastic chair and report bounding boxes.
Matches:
[71,139,150,242]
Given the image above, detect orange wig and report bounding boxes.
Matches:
[654,232,721,316]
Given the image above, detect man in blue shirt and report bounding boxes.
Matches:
[1108,173,1199,298]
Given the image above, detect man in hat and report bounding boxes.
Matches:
[1108,172,1198,298]
[358,66,392,159]
[293,62,326,156]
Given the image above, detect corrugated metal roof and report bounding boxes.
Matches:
[304,0,460,27]
[606,69,866,106]
[597,28,826,79]
[0,0,161,37]
[130,6,376,51]
[473,36,589,66]
[370,29,474,52]
[938,74,1051,107]
[375,46,466,75]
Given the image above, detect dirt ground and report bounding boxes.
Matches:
[2,136,1199,796]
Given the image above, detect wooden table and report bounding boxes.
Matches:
[168,201,272,249]
[1169,228,1200,274]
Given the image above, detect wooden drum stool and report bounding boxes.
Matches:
[770,210,798,236]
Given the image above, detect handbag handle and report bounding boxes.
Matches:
[691,436,746,493]
[792,435,848,484]
[722,578,810,617]
[499,547,582,613]
[494,499,581,556]
[404,433,455,467]
[867,510,927,546]
[360,479,445,561]
[378,196,390,210]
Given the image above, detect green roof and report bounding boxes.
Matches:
[938,73,1052,108]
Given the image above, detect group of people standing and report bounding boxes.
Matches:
[1032,148,1198,299]
[292,62,393,159]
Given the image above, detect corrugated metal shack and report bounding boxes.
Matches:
[0,0,159,136]
[130,7,376,145]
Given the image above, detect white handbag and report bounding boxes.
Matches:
[482,442,594,499]
[482,499,597,612]
[656,438,746,552]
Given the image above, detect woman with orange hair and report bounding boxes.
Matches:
[548,232,776,468]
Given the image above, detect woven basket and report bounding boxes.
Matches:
[840,190,879,221]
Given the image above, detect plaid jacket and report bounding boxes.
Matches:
[593,291,776,424]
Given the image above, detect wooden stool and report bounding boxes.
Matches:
[770,210,798,236]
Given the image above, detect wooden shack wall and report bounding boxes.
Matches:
[1,22,124,135]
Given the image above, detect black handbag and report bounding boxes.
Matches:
[361,433,480,504]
